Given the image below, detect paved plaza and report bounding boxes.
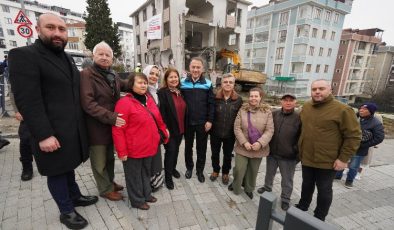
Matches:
[0,130,393,229]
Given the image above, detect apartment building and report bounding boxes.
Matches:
[244,0,353,98]
[0,0,85,56]
[367,45,394,95]
[130,0,251,72]
[117,22,134,70]
[332,28,382,103]
[66,22,86,51]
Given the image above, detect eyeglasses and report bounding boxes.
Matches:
[222,81,234,84]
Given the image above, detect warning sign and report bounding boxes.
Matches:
[14,10,32,25]
[17,24,33,38]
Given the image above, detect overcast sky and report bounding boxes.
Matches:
[38,0,393,45]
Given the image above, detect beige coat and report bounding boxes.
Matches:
[234,103,274,158]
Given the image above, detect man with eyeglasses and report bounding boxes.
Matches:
[209,73,242,185]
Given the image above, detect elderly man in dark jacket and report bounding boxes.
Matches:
[9,13,97,229]
[209,73,242,185]
[336,102,384,188]
[257,94,301,211]
[80,41,126,201]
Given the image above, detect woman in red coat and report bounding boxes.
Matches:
[112,73,169,210]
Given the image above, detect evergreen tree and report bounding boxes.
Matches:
[84,0,121,57]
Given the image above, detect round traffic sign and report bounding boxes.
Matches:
[17,24,33,38]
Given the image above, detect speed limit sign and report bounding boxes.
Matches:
[17,24,33,38]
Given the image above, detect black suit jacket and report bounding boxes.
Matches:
[9,39,89,176]
[157,88,185,137]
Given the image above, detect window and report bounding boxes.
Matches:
[229,34,237,46]
[279,11,289,26]
[276,47,284,59]
[136,35,140,45]
[163,0,169,8]
[312,28,317,38]
[315,64,320,73]
[152,3,156,16]
[144,53,148,63]
[340,40,346,45]
[319,47,323,56]
[339,55,344,59]
[237,9,242,27]
[135,16,139,26]
[68,28,76,37]
[330,31,336,41]
[325,11,331,21]
[2,5,10,13]
[262,15,270,26]
[137,54,141,63]
[247,19,253,28]
[7,29,15,36]
[143,9,147,21]
[0,28,3,37]
[327,48,332,57]
[144,31,147,37]
[5,17,12,24]
[334,13,340,23]
[68,42,79,50]
[314,8,322,19]
[274,64,282,75]
[322,30,327,39]
[163,22,170,36]
[309,46,315,56]
[324,65,329,73]
[278,30,287,43]
[255,32,269,42]
[9,40,17,47]
[336,69,341,73]
[245,34,253,43]
[246,50,251,58]
[306,64,312,72]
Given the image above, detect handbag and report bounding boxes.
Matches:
[247,111,262,144]
[143,105,166,144]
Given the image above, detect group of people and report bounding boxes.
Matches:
[5,12,386,230]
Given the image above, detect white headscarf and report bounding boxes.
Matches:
[143,65,160,104]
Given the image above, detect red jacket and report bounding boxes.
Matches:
[112,93,168,159]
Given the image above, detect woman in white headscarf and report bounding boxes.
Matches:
[143,65,164,191]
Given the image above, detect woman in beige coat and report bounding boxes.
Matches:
[228,88,274,199]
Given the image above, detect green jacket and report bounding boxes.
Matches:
[298,95,361,169]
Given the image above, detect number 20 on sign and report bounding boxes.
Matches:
[17,24,33,38]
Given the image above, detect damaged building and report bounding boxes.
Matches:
[130,0,252,73]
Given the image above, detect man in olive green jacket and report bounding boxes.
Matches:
[295,79,361,221]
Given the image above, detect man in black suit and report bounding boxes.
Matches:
[9,13,97,229]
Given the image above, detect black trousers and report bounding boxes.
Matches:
[47,170,81,214]
[164,134,183,178]
[18,121,34,170]
[298,165,336,221]
[184,124,208,173]
[210,134,235,174]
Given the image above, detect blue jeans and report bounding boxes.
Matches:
[336,155,365,183]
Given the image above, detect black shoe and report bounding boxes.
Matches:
[228,183,234,191]
[172,169,181,179]
[344,181,353,189]
[281,202,290,211]
[60,211,88,230]
[73,195,98,207]
[257,187,271,194]
[185,169,192,179]
[295,204,308,211]
[0,139,10,150]
[166,177,174,190]
[21,169,33,181]
[196,172,205,183]
[334,176,342,180]
[245,191,253,199]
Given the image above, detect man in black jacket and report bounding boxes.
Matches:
[209,73,242,185]
[9,13,97,229]
[257,94,301,211]
[180,57,215,183]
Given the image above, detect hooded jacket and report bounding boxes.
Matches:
[298,95,361,169]
[234,103,274,158]
[356,115,385,156]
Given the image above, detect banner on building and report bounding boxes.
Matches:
[147,14,162,40]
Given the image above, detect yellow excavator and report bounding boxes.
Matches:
[217,49,267,91]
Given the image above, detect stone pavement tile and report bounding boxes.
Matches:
[17,217,32,230]
[32,218,47,230]
[31,206,45,221]
[193,209,209,229]
[84,205,107,229]
[17,205,32,220]
[212,213,226,227]
[176,211,198,228]
[155,203,175,217]
[156,214,170,230]
[167,213,180,229]
[333,216,361,229]
[147,217,160,230]
[2,205,17,220]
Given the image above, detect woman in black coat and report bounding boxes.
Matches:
[157,68,186,189]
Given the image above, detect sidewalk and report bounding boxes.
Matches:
[1,137,393,229]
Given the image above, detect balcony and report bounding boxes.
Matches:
[253,42,268,49]
[291,56,307,62]
[252,57,266,63]
[349,74,362,80]
[289,73,309,81]
[162,35,171,51]
[163,7,170,22]
[294,37,309,44]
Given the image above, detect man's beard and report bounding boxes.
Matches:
[40,35,67,53]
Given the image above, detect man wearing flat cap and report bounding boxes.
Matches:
[257,93,301,211]
[335,102,385,188]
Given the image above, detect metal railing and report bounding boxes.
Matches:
[256,192,338,230]
[0,73,10,117]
